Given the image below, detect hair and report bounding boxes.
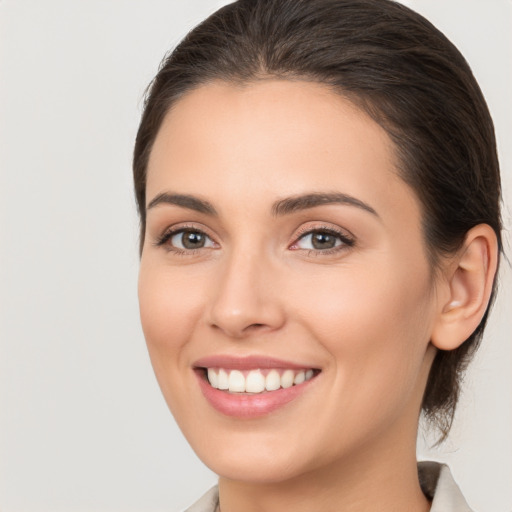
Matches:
[133,0,502,439]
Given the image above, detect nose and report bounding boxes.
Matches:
[207,249,286,339]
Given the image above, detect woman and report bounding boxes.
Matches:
[133,0,502,510]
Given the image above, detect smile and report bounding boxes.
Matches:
[193,356,321,417]
[206,367,315,394]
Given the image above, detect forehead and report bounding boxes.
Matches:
[147,79,420,224]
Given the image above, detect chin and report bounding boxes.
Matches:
[186,425,330,485]
[205,453,306,484]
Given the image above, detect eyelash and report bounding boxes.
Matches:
[154,224,355,256]
[290,225,355,256]
[154,224,215,255]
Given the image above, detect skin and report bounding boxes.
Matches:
[138,80,496,511]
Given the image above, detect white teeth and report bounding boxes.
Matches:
[207,368,218,388]
[294,370,305,385]
[206,367,316,393]
[228,370,246,392]
[281,369,294,388]
[265,369,281,391]
[217,369,229,390]
[246,369,266,393]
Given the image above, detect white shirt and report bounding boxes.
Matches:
[183,462,473,512]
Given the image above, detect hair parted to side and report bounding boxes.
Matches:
[133,0,502,439]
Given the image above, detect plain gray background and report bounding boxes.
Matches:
[0,1,510,511]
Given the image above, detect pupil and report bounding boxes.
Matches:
[182,231,205,249]
[312,232,335,249]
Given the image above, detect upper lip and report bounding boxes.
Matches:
[193,355,319,370]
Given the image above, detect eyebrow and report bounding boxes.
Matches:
[271,192,379,217]
[146,191,378,218]
[147,192,218,215]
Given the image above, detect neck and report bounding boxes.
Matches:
[217,414,430,512]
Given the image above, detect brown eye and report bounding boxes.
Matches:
[293,228,354,252]
[311,232,337,249]
[169,229,215,250]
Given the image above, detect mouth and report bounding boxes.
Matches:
[202,367,317,394]
[193,356,321,417]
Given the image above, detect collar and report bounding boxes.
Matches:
[185,462,473,512]
[418,461,473,511]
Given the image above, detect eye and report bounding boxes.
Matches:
[155,227,217,252]
[291,227,354,252]
[170,229,215,250]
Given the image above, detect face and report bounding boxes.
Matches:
[138,80,440,484]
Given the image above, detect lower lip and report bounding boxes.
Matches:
[195,370,318,418]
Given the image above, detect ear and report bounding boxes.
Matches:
[431,224,499,351]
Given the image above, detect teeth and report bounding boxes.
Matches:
[206,367,316,393]
[218,369,229,390]
[265,369,281,391]
[228,370,246,392]
[246,369,266,393]
[207,368,218,388]
[281,369,294,389]
[294,370,305,385]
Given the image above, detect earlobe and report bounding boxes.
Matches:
[431,224,499,351]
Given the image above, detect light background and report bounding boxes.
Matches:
[0,1,510,511]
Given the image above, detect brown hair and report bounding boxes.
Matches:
[133,0,502,438]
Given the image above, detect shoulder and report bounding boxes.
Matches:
[182,485,219,512]
[419,461,474,512]
[182,464,472,512]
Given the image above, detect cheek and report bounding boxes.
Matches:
[295,257,431,331]
[288,257,434,398]
[137,261,206,369]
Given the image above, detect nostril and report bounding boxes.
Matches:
[245,323,268,333]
